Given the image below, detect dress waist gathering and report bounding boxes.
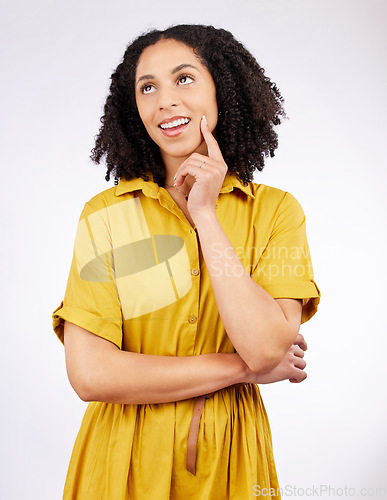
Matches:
[186,383,246,475]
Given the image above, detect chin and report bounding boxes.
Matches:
[163,141,202,159]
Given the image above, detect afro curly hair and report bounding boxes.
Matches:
[91,24,286,187]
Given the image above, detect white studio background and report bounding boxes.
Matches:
[1,0,386,498]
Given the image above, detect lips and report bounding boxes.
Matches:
[158,116,191,137]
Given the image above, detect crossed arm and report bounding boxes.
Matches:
[63,319,307,405]
[64,229,307,404]
[63,211,308,405]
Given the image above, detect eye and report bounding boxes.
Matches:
[178,74,194,86]
[141,83,156,94]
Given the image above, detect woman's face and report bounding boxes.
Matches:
[135,38,218,163]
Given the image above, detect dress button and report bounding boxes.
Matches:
[188,314,197,324]
[191,268,199,276]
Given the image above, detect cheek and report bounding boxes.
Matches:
[208,90,218,114]
[136,103,146,123]
[197,86,217,116]
[204,95,218,129]
[136,95,152,119]
[136,106,155,136]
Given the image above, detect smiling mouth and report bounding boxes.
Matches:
[159,117,191,130]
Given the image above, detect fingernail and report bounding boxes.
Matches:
[202,115,207,125]
[173,175,176,180]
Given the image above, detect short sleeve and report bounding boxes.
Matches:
[251,192,321,324]
[52,202,123,348]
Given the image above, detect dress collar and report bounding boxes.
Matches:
[115,171,255,199]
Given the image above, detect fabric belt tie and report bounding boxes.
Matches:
[186,383,244,476]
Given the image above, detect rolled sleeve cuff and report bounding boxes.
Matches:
[260,280,321,324]
[52,302,122,348]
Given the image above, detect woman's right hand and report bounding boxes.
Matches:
[241,333,308,385]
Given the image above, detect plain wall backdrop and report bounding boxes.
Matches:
[1,0,386,498]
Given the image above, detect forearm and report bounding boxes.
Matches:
[194,212,294,372]
[85,349,249,405]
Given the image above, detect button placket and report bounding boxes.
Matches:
[157,189,198,231]
[185,229,201,352]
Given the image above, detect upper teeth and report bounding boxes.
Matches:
[160,118,190,129]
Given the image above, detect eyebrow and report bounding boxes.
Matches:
[136,63,199,86]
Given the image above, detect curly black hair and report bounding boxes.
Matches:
[91,24,286,187]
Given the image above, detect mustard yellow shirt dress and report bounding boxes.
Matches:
[52,171,321,499]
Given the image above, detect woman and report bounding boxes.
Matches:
[53,24,321,499]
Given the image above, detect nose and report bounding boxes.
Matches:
[158,85,180,110]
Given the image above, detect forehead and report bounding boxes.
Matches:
[136,39,203,75]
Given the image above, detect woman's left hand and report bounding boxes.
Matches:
[249,337,308,385]
[173,115,228,219]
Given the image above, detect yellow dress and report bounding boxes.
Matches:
[52,171,321,499]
